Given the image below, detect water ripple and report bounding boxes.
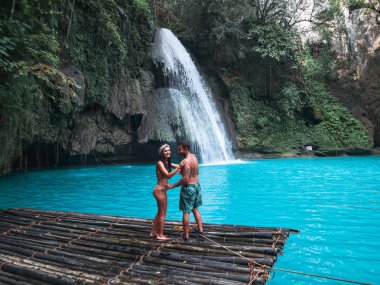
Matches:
[0,156,379,284]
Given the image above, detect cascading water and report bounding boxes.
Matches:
[151,28,234,163]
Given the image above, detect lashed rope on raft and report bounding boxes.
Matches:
[0,208,372,285]
[0,209,288,284]
[187,224,372,285]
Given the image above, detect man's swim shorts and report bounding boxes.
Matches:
[179,183,202,213]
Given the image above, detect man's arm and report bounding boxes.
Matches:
[170,164,190,189]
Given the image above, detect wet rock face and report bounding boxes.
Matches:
[63,111,133,156]
[362,49,380,145]
[343,9,380,79]
[106,70,147,121]
[342,9,380,146]
[137,88,182,144]
[58,68,155,161]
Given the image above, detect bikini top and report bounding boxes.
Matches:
[156,161,169,180]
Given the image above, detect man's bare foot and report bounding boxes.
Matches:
[194,228,203,235]
[156,235,171,241]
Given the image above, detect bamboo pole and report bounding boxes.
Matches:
[0,209,295,285]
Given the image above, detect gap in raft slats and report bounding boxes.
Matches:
[0,208,299,285]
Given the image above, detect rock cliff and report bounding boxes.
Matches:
[1,0,378,175]
[295,1,380,146]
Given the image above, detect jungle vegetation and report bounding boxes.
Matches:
[0,0,373,173]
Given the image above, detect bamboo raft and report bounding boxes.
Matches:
[0,208,298,285]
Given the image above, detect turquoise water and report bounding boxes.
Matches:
[0,156,379,284]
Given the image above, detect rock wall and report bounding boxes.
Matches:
[333,7,380,145]
[57,67,157,164]
[297,2,380,146]
[54,1,379,166]
[4,1,379,175]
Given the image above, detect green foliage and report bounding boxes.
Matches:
[0,0,154,172]
[298,44,337,82]
[230,79,371,152]
[346,0,366,7]
[0,1,75,171]
[66,0,153,105]
[316,0,342,24]
[295,42,372,151]
[150,0,301,61]
[277,83,303,118]
[149,0,372,153]
[228,37,372,152]
[231,85,307,152]
[249,25,298,61]
[305,80,371,150]
[0,36,16,70]
[133,0,151,13]
[346,0,380,14]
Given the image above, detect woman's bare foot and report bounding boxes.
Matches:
[150,232,157,237]
[156,235,171,241]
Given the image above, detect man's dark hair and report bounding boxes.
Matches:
[178,140,190,150]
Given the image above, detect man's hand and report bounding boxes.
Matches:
[166,184,173,190]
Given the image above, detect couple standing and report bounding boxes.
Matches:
[150,141,203,241]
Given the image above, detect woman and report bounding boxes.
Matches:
[150,143,185,240]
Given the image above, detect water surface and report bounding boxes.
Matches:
[0,156,379,284]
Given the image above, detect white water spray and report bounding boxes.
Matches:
[152,28,234,163]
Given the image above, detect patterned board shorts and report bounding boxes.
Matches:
[179,183,202,213]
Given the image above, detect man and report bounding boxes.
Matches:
[168,141,203,240]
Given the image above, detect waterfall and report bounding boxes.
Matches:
[151,28,234,163]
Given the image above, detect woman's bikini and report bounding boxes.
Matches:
[154,165,168,192]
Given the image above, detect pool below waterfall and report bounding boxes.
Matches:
[0,156,379,284]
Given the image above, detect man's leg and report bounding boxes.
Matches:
[182,212,190,239]
[192,207,203,233]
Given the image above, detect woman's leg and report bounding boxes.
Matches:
[150,190,158,236]
[150,188,161,236]
[150,214,158,237]
[154,190,170,240]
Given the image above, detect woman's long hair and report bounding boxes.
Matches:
[160,156,171,172]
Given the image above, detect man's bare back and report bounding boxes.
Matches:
[182,154,199,185]
[169,142,203,240]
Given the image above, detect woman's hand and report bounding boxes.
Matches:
[179,159,187,168]
[178,159,187,174]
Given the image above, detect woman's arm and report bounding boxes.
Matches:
[171,159,187,169]
[157,161,180,179]
[169,164,190,189]
[171,162,179,168]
